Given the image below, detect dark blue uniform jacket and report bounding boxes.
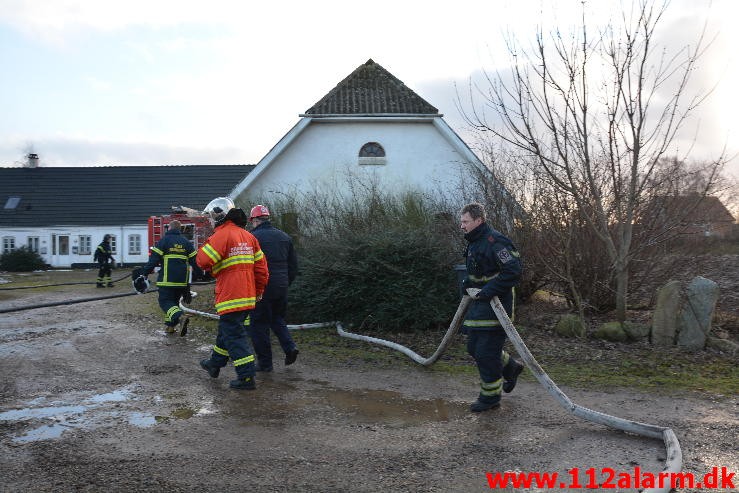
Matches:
[143,229,199,288]
[250,221,297,300]
[463,222,522,329]
[94,241,113,264]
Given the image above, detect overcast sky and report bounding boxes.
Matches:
[1,0,736,177]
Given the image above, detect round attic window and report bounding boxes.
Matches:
[358,142,386,165]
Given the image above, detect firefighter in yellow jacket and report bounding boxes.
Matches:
[197,197,269,390]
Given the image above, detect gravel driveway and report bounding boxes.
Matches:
[0,279,736,492]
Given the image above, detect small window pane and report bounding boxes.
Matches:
[3,237,16,254]
[79,235,92,255]
[129,234,141,255]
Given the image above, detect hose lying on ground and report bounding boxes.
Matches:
[0,288,159,314]
[181,289,682,493]
[477,290,683,493]
[0,272,132,291]
[180,296,473,366]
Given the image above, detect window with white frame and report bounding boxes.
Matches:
[79,235,91,255]
[128,234,142,255]
[2,236,15,254]
[109,235,117,254]
[27,236,40,253]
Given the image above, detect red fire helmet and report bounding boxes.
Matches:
[249,204,270,220]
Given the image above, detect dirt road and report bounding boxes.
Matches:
[1,281,736,492]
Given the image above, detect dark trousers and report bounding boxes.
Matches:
[158,286,184,327]
[209,310,256,379]
[96,263,112,285]
[247,297,296,368]
[467,330,507,404]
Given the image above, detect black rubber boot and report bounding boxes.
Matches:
[503,360,524,393]
[285,348,299,366]
[470,399,500,413]
[200,359,220,378]
[179,316,190,337]
[255,363,273,372]
[229,376,256,390]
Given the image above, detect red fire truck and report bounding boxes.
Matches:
[147,206,214,250]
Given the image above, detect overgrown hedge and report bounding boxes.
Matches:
[0,247,47,272]
[288,226,461,332]
[246,184,465,332]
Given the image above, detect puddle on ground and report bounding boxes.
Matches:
[0,386,156,444]
[316,388,466,427]
[171,407,196,419]
[218,381,466,428]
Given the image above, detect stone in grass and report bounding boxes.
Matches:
[555,314,586,338]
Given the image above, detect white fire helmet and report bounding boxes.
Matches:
[203,197,235,224]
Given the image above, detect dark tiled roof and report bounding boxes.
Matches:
[304,59,439,115]
[658,195,736,223]
[0,165,254,227]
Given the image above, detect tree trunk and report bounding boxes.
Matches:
[615,265,628,322]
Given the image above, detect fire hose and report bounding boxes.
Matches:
[180,289,682,493]
[0,271,132,291]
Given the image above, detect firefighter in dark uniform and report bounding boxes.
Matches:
[460,202,525,412]
[246,205,300,371]
[94,234,115,287]
[141,220,201,334]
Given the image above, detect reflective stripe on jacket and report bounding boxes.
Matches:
[196,220,269,314]
[143,229,198,287]
[94,242,113,263]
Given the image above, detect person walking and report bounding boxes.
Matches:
[139,220,200,335]
[197,197,269,390]
[459,202,525,412]
[94,234,115,287]
[246,205,299,372]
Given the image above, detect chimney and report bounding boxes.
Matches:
[26,153,39,168]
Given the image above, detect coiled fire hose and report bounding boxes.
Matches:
[181,289,682,493]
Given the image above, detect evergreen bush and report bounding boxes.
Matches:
[250,184,463,331]
[288,225,460,332]
[0,247,47,272]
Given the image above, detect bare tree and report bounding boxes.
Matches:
[459,0,726,321]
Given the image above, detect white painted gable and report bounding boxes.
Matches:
[232,59,487,204]
[233,115,485,203]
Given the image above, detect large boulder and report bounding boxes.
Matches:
[676,276,720,351]
[651,280,681,346]
[555,314,586,338]
[706,336,739,356]
[623,321,651,341]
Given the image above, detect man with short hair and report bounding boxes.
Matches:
[460,202,524,412]
[246,204,299,372]
[140,220,200,335]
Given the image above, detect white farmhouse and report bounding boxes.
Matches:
[0,165,252,268]
[232,59,487,204]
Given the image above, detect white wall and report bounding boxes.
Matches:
[242,119,475,201]
[0,225,150,268]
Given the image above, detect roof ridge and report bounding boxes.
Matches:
[305,59,438,116]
